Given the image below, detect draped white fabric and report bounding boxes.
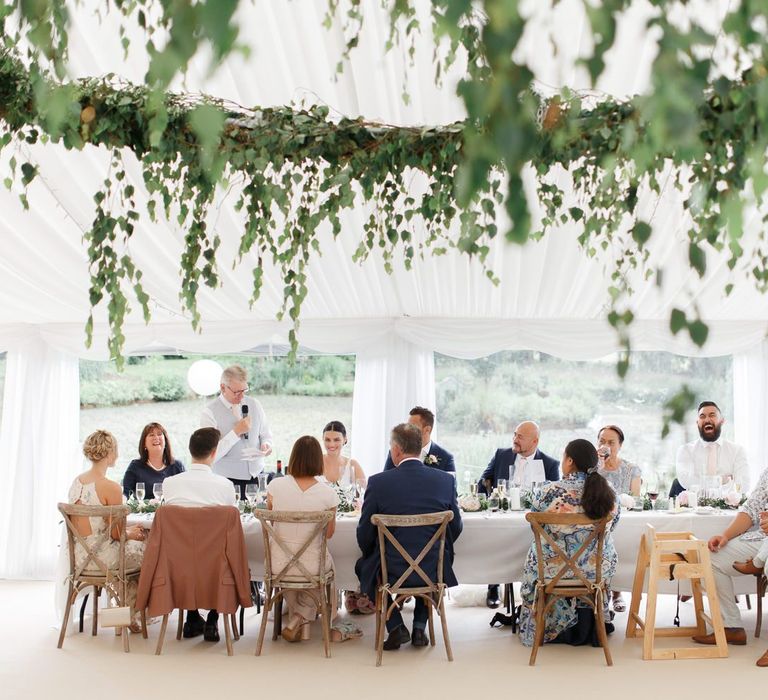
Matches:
[734,340,768,487]
[0,335,80,579]
[3,0,768,580]
[351,337,435,474]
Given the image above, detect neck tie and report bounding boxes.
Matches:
[516,457,527,486]
[706,443,718,476]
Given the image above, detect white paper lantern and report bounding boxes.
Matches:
[187,359,223,396]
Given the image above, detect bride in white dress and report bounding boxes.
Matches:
[66,430,146,631]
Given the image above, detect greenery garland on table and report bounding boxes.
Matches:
[2,1,768,424]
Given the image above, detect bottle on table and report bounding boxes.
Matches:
[273,459,284,478]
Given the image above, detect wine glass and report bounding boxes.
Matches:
[498,479,508,496]
[152,483,163,501]
[233,484,241,505]
[245,484,258,508]
[135,482,145,502]
[648,490,659,510]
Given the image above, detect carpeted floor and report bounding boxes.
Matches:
[1,581,764,700]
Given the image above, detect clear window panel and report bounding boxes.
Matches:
[78,354,354,484]
[435,351,733,494]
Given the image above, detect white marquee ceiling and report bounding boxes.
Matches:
[1,0,766,359]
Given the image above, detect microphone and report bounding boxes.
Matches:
[241,404,249,440]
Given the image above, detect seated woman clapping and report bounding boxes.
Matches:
[266,436,343,642]
[67,430,147,632]
[519,438,619,647]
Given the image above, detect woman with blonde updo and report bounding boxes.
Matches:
[67,430,146,631]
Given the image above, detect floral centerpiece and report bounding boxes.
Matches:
[458,493,489,512]
[126,497,161,514]
[334,484,357,514]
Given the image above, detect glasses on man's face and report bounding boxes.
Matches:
[226,385,248,397]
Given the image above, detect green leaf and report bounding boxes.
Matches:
[688,320,709,347]
[631,221,652,246]
[670,308,687,335]
[688,243,706,276]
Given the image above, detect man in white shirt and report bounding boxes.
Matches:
[163,427,237,642]
[200,364,273,500]
[675,401,750,493]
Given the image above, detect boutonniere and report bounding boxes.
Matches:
[424,454,440,466]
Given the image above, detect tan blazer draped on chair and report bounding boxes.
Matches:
[136,506,252,617]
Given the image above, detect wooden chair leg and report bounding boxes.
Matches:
[376,589,387,667]
[509,585,518,634]
[176,609,184,640]
[231,613,240,641]
[320,591,331,658]
[78,593,88,633]
[141,609,148,639]
[439,593,453,661]
[156,614,169,655]
[239,606,245,636]
[122,621,130,653]
[272,595,283,641]
[255,593,271,656]
[529,590,546,666]
[57,585,77,649]
[594,594,613,666]
[223,614,234,656]
[91,586,99,635]
[427,597,436,647]
[756,577,765,638]
[746,594,752,610]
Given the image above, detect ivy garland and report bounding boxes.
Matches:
[1,0,768,432]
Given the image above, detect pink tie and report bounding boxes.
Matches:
[706,443,718,476]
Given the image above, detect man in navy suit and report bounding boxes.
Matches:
[478,421,560,608]
[383,406,456,474]
[356,423,463,650]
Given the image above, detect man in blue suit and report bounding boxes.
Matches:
[478,421,559,608]
[356,423,463,650]
[383,406,456,474]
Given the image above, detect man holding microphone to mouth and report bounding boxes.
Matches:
[692,465,768,661]
[200,364,273,499]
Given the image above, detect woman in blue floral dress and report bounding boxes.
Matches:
[519,439,620,647]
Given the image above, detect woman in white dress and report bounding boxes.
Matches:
[67,430,147,631]
[267,435,340,642]
[322,420,366,487]
[321,420,374,615]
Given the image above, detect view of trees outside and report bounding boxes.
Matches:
[435,352,733,495]
[78,355,354,483]
[70,350,733,494]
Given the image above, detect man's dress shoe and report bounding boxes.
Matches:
[692,627,746,645]
[382,625,410,650]
[182,617,204,639]
[486,585,501,609]
[411,628,429,647]
[757,649,768,667]
[203,621,220,642]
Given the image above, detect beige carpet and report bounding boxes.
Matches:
[1,581,764,699]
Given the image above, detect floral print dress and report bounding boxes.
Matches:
[519,472,620,647]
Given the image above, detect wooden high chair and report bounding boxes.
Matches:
[626,525,728,660]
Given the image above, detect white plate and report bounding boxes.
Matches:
[695,506,715,515]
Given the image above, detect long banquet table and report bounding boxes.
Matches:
[251,510,743,591]
[136,508,756,593]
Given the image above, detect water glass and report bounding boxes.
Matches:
[135,482,145,502]
[498,479,508,496]
[245,483,258,506]
[153,483,163,501]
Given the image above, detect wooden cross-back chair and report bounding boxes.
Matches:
[57,502,146,653]
[252,509,335,657]
[525,511,613,666]
[371,511,454,667]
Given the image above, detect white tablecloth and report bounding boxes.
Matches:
[135,509,755,592]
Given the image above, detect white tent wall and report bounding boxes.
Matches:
[734,340,768,493]
[0,324,766,580]
[0,333,80,579]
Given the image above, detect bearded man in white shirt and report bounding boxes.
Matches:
[200,364,273,500]
[675,401,750,493]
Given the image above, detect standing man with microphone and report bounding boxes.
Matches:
[200,364,273,499]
